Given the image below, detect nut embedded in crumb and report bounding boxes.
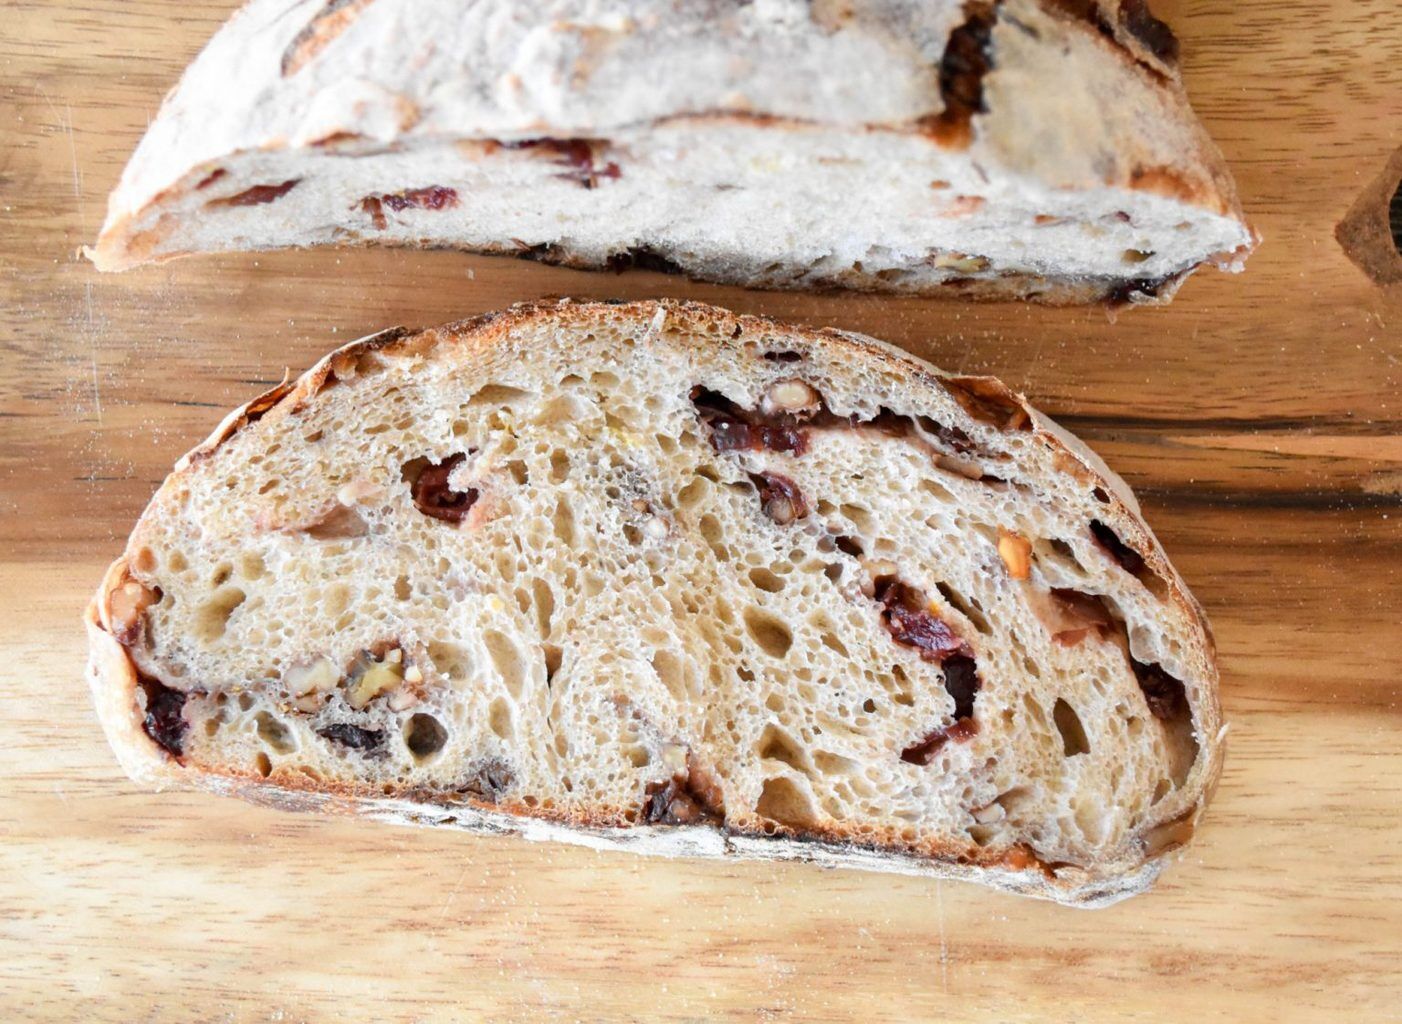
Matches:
[760,379,819,417]
[283,656,338,696]
[997,529,1032,579]
[108,577,161,644]
[933,252,991,273]
[347,651,404,709]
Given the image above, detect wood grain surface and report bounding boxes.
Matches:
[2,1,1400,1020]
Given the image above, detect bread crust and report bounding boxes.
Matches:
[86,299,1224,906]
[87,0,1255,296]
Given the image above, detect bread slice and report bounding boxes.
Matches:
[86,0,1254,304]
[87,299,1222,905]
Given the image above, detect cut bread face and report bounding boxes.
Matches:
[87,0,1255,304]
[88,300,1222,906]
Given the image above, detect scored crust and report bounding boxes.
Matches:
[86,299,1224,906]
[87,0,1256,302]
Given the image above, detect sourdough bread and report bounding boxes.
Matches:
[88,300,1223,905]
[87,0,1255,304]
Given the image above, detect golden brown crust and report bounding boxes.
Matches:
[87,299,1221,905]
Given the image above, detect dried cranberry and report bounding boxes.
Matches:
[927,5,997,146]
[140,678,187,757]
[1132,660,1187,721]
[692,388,811,455]
[1119,0,1179,65]
[874,577,971,663]
[360,195,386,229]
[317,722,384,752]
[506,138,621,189]
[409,454,478,523]
[749,472,809,525]
[901,717,979,765]
[213,179,300,207]
[1090,520,1147,576]
[379,186,459,212]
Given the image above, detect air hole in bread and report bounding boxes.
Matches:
[195,586,245,641]
[1090,519,1148,576]
[488,697,514,740]
[548,450,570,482]
[254,711,297,754]
[698,514,727,558]
[757,724,808,771]
[748,567,785,593]
[1040,537,1085,573]
[935,581,989,634]
[743,608,793,659]
[756,775,821,830]
[1021,692,1048,730]
[839,503,874,534]
[404,714,449,761]
[676,475,711,509]
[393,574,411,600]
[466,384,532,409]
[1053,700,1090,757]
[920,478,956,504]
[543,644,563,684]
[254,752,272,777]
[553,499,576,545]
[650,650,686,700]
[484,630,525,698]
[942,378,1031,431]
[238,553,266,581]
[833,534,864,558]
[1074,798,1108,845]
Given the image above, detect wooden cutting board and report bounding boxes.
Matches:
[2,2,1399,1020]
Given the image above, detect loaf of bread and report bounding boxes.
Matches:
[87,0,1255,304]
[87,300,1222,905]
